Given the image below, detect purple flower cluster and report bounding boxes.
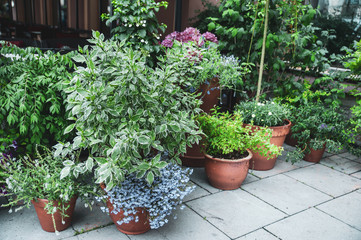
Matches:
[98,161,195,229]
[161,27,218,48]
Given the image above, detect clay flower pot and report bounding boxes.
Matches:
[246,120,292,171]
[100,183,150,235]
[31,197,77,232]
[181,78,220,167]
[204,149,252,190]
[303,144,326,163]
[284,124,299,147]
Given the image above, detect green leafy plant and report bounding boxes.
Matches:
[285,102,349,162]
[0,146,96,233]
[102,0,168,62]
[197,110,282,159]
[56,32,202,189]
[207,0,331,97]
[0,43,74,154]
[235,100,290,127]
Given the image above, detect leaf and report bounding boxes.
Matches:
[64,123,75,134]
[138,135,150,145]
[86,157,94,171]
[138,162,150,170]
[208,22,216,31]
[155,161,168,169]
[72,55,86,63]
[146,171,154,185]
[60,167,71,179]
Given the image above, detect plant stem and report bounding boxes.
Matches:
[256,0,269,102]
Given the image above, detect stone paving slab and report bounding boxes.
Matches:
[187,189,286,239]
[338,152,360,161]
[183,182,210,202]
[242,173,260,185]
[0,206,75,240]
[242,174,332,215]
[265,208,361,240]
[71,200,113,233]
[351,171,361,179]
[157,207,230,240]
[321,156,361,174]
[317,191,361,231]
[249,159,299,179]
[190,168,222,194]
[128,229,167,240]
[284,164,361,197]
[76,225,128,240]
[235,229,279,240]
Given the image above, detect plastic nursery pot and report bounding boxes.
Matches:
[204,150,252,190]
[246,120,292,171]
[31,197,77,232]
[303,144,326,163]
[100,183,151,235]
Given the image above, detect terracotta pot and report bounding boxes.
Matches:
[31,197,77,232]
[100,184,150,235]
[204,150,252,190]
[246,120,292,171]
[180,142,205,167]
[303,145,326,163]
[285,124,299,147]
[199,77,220,114]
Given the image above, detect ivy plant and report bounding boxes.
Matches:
[0,43,74,154]
[56,32,202,189]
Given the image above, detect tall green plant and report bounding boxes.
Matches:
[56,32,202,189]
[0,44,74,153]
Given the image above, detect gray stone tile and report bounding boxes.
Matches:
[351,171,361,179]
[321,156,361,174]
[72,200,113,233]
[0,206,75,240]
[235,229,279,240]
[61,237,79,240]
[338,152,359,161]
[350,156,361,163]
[285,164,361,197]
[190,168,222,193]
[266,208,361,240]
[187,190,286,239]
[128,229,167,240]
[76,225,128,240]
[317,191,361,231]
[157,207,229,240]
[249,158,299,179]
[242,173,260,185]
[242,174,332,215]
[183,183,210,202]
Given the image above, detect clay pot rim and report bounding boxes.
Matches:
[204,149,252,163]
[244,119,292,130]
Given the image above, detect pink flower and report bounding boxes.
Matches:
[202,32,218,44]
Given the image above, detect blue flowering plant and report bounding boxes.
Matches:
[0,140,17,195]
[235,100,291,127]
[98,160,195,229]
[285,102,349,162]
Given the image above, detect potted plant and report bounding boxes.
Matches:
[56,32,201,234]
[235,100,291,170]
[197,110,282,190]
[98,161,195,234]
[286,102,348,163]
[0,146,95,234]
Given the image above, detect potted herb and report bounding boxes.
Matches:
[286,102,348,163]
[0,146,95,234]
[235,100,291,170]
[56,32,201,234]
[197,110,282,190]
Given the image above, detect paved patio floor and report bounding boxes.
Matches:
[1,144,361,240]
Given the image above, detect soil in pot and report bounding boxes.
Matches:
[247,120,292,171]
[304,145,326,163]
[204,150,252,190]
[31,197,77,232]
